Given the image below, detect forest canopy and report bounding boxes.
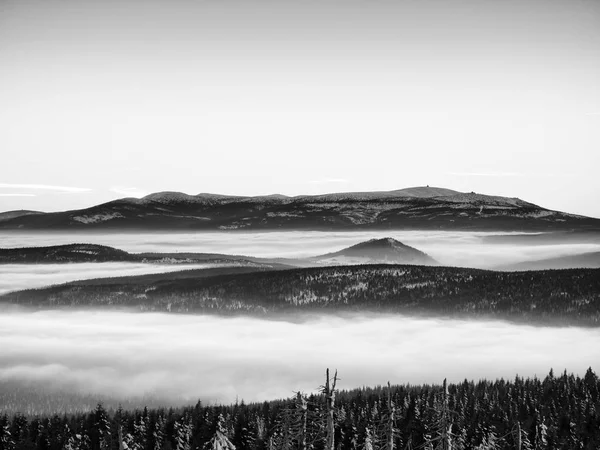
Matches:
[1,368,599,450]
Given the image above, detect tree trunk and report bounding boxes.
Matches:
[386,382,395,450]
[298,392,307,450]
[442,379,452,450]
[325,368,337,450]
[118,425,125,450]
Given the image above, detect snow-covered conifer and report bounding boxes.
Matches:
[204,414,235,450]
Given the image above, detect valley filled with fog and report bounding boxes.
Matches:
[2,230,600,269]
[1,310,599,406]
[1,230,600,411]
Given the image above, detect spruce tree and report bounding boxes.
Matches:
[204,414,236,450]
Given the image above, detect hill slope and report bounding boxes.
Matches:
[0,243,133,263]
[0,243,279,267]
[1,186,597,232]
[0,238,435,268]
[314,237,437,265]
[3,265,599,326]
[0,210,43,221]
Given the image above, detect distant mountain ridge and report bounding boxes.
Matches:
[1,186,597,231]
[140,186,465,204]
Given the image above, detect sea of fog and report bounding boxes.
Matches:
[0,311,598,405]
[2,231,600,410]
[0,262,236,295]
[2,230,600,269]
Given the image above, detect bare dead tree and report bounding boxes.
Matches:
[115,406,126,450]
[422,379,455,450]
[271,390,324,450]
[321,368,338,450]
[118,425,125,450]
[515,421,522,450]
[440,379,452,450]
[297,392,308,450]
[384,381,397,450]
[286,392,309,450]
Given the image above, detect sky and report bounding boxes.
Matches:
[1,0,599,217]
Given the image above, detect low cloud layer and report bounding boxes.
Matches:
[0,311,598,405]
[2,231,600,270]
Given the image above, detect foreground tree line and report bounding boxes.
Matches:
[4,265,600,326]
[1,368,599,450]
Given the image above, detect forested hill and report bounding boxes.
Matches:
[3,265,600,326]
[0,238,436,267]
[1,369,599,449]
[313,237,437,265]
[0,244,134,263]
[0,243,273,266]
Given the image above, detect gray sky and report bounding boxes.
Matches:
[1,0,599,217]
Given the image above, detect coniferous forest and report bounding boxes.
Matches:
[1,368,599,450]
[4,265,600,326]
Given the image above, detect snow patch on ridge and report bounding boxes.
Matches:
[434,193,534,207]
[72,213,125,224]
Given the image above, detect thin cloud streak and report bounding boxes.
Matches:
[0,194,36,197]
[0,183,91,193]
